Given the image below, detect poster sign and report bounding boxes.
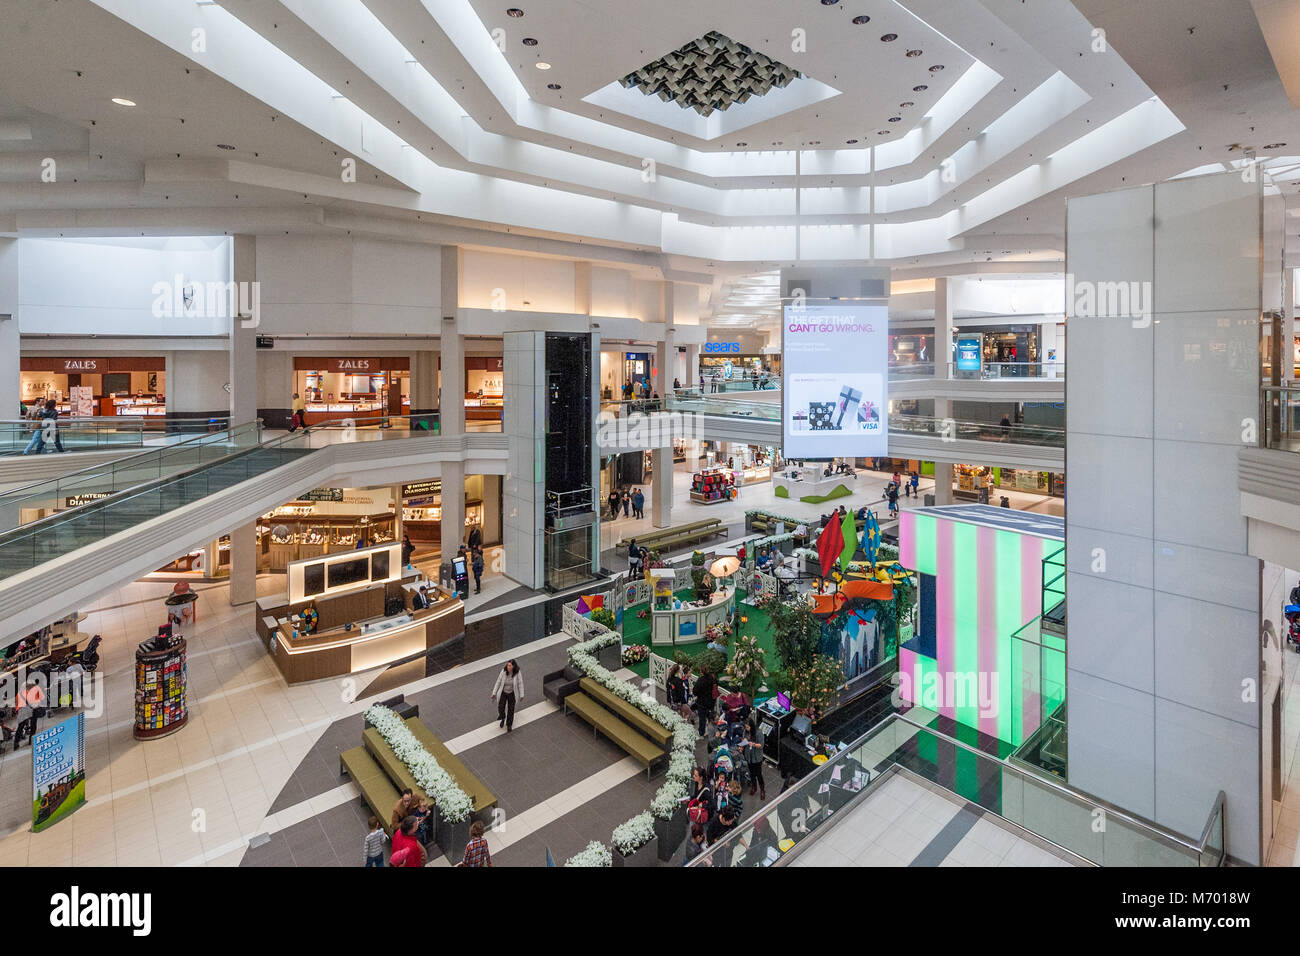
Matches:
[296,488,344,502]
[956,337,982,372]
[32,714,87,833]
[782,304,888,458]
[69,386,95,418]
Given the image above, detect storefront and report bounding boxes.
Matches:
[889,334,932,366]
[699,354,777,382]
[259,486,398,570]
[20,356,165,416]
[695,441,775,486]
[400,476,500,552]
[951,325,1040,375]
[951,464,1064,502]
[462,356,504,423]
[293,357,409,424]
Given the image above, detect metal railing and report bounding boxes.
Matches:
[949,361,1065,380]
[888,414,1064,447]
[1262,384,1300,452]
[665,395,781,422]
[690,712,1226,868]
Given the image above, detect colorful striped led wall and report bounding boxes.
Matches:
[898,508,1061,746]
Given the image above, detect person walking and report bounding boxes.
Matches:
[490,659,524,731]
[621,490,631,518]
[693,668,717,739]
[632,487,645,520]
[910,470,919,498]
[289,392,307,432]
[666,664,688,716]
[471,547,485,594]
[608,488,621,520]
[887,481,899,517]
[363,816,386,867]
[459,820,492,867]
[401,533,416,570]
[745,721,766,800]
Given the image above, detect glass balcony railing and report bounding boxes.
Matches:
[948,361,1065,380]
[888,414,1064,447]
[0,415,232,456]
[664,395,781,422]
[690,712,1226,868]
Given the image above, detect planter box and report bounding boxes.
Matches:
[436,815,470,864]
[610,842,658,867]
[654,807,688,861]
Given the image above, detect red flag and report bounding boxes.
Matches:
[817,517,844,579]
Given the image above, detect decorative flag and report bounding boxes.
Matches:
[861,509,881,568]
[545,847,557,867]
[839,510,857,570]
[817,516,844,578]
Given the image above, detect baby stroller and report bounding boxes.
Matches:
[1285,606,1300,653]
[70,635,102,672]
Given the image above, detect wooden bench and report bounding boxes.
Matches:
[652,524,728,554]
[339,746,402,836]
[564,692,665,779]
[616,518,722,552]
[579,677,673,749]
[405,718,498,816]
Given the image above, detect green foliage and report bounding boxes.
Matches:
[764,593,821,672]
[788,654,845,715]
[693,648,727,678]
[723,635,768,699]
[589,607,616,630]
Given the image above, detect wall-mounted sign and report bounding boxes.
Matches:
[401,480,442,498]
[956,337,983,372]
[256,335,275,349]
[703,342,742,354]
[64,493,110,508]
[20,357,165,373]
[296,488,344,502]
[293,356,410,372]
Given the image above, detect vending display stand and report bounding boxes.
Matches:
[134,633,188,740]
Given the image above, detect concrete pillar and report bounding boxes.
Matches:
[440,248,465,438]
[0,239,20,420]
[574,262,592,316]
[1284,268,1296,384]
[685,344,701,391]
[652,447,672,528]
[932,463,954,505]
[229,235,259,427]
[409,350,437,417]
[228,521,257,606]
[441,461,466,559]
[934,277,953,380]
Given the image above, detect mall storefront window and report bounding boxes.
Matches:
[20,356,165,417]
[293,356,409,424]
[400,476,500,553]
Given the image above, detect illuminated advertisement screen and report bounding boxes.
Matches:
[782,303,888,458]
[956,336,982,372]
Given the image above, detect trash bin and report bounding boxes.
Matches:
[923,494,935,507]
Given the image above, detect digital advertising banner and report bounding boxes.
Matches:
[782,303,889,458]
[32,713,86,833]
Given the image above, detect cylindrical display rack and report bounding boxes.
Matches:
[134,636,189,740]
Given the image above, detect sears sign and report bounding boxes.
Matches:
[702,342,741,354]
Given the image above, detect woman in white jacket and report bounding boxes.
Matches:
[490,660,524,732]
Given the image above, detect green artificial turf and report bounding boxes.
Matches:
[620,587,779,682]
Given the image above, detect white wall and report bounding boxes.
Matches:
[461,250,575,314]
[18,237,230,336]
[255,235,439,334]
[167,350,230,414]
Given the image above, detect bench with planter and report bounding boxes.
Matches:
[563,691,667,779]
[616,518,727,556]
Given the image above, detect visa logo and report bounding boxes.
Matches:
[702,342,740,354]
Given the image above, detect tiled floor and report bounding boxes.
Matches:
[790,775,1079,867]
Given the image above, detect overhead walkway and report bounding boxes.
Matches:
[0,419,507,643]
[691,712,1226,868]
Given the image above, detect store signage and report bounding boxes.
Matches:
[782,303,888,458]
[63,360,99,372]
[296,488,344,502]
[64,493,110,508]
[256,335,275,349]
[703,342,741,353]
[956,337,982,372]
[401,480,442,498]
[32,714,87,833]
[332,358,374,372]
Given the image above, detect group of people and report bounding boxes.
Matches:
[607,487,646,521]
[882,469,920,516]
[368,790,493,868]
[20,399,65,454]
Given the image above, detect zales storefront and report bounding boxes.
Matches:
[293,356,410,424]
[20,356,166,417]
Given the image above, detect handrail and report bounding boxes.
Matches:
[690,711,1224,867]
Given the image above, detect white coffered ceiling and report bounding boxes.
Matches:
[0,0,1297,318]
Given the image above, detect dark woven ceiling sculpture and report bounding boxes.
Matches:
[619,31,802,116]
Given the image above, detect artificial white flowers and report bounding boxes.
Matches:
[612,812,656,854]
[565,840,613,867]
[365,704,473,823]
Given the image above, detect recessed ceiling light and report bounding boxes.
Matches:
[773,141,783,146]
[808,140,820,145]
[111,97,136,107]
[820,0,839,5]
[546,82,561,90]
[846,139,859,144]
[522,37,538,46]
[216,143,235,150]
[736,142,747,147]
[913,84,928,91]
[852,15,870,24]
[877,130,890,135]
[535,61,551,70]
[1264,142,1286,149]
[507,7,524,16]
[880,33,897,42]
[928,64,944,72]
[888,116,901,122]
[899,101,914,108]
[906,49,922,58]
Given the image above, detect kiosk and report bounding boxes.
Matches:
[651,582,736,647]
[773,463,852,502]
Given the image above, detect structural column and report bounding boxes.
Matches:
[228,522,257,606]
[651,282,679,527]
[933,277,953,380]
[1284,268,1296,384]
[439,247,465,554]
[0,239,20,421]
[229,235,258,427]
